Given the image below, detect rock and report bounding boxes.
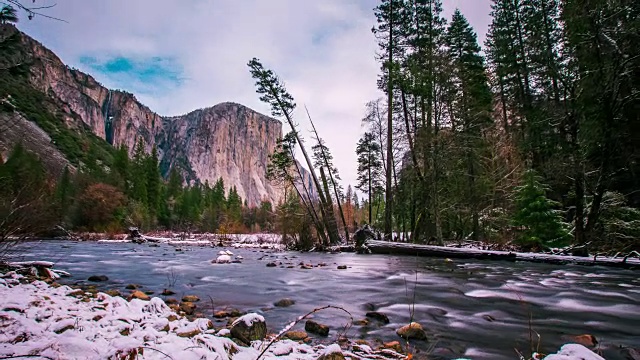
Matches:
[318,344,345,360]
[230,313,267,344]
[305,320,330,336]
[180,302,197,315]
[105,289,122,297]
[300,264,313,269]
[482,314,495,322]
[337,265,347,270]
[167,315,179,322]
[144,290,154,295]
[353,319,369,326]
[165,298,178,305]
[182,295,200,302]
[128,290,150,301]
[543,344,604,360]
[161,289,175,296]
[266,262,277,267]
[215,255,231,263]
[383,341,403,353]
[396,322,427,340]
[366,311,390,324]
[177,329,201,338]
[214,308,243,318]
[88,275,108,282]
[274,298,295,307]
[125,284,139,290]
[284,330,308,341]
[569,334,598,348]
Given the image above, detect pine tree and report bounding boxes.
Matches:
[356,132,383,224]
[131,139,148,205]
[445,9,493,240]
[146,145,160,214]
[512,170,570,249]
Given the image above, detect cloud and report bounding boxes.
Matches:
[17,0,492,193]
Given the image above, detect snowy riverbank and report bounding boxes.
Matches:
[0,270,407,360]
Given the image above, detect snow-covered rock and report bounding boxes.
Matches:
[215,255,231,263]
[544,344,605,360]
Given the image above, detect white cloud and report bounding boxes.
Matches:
[17,0,491,192]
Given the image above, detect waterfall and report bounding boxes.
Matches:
[103,90,114,145]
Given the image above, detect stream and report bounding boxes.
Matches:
[12,240,640,360]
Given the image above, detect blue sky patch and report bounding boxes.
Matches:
[78,55,184,94]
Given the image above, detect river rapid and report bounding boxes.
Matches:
[13,240,640,360]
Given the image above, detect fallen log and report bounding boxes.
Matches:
[364,240,640,269]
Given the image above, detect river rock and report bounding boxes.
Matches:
[182,295,200,302]
[305,320,330,336]
[161,289,175,296]
[87,275,108,282]
[266,262,277,267]
[366,311,390,324]
[353,319,369,326]
[383,341,403,353]
[284,330,308,341]
[215,255,231,263]
[568,334,598,347]
[543,344,604,360]
[128,290,150,301]
[230,313,267,344]
[180,302,197,315]
[125,284,139,290]
[396,322,427,340]
[105,289,121,297]
[337,265,347,269]
[274,298,295,307]
[318,344,345,360]
[165,298,178,305]
[214,308,243,318]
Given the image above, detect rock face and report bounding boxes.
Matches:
[1,25,292,206]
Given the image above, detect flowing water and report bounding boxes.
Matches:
[12,240,640,360]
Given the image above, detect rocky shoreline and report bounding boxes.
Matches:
[0,263,408,360]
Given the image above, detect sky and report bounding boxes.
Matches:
[16,0,492,191]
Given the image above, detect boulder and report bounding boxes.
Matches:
[318,344,345,360]
[88,275,108,282]
[274,298,295,307]
[125,284,139,290]
[305,320,330,336]
[568,334,598,348]
[215,255,231,263]
[105,289,122,297]
[366,311,390,324]
[128,290,150,301]
[284,330,308,341]
[230,313,267,344]
[337,265,347,270]
[161,289,175,296]
[266,262,277,267]
[182,295,200,302]
[396,322,427,340]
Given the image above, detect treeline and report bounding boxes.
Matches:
[0,141,275,239]
[354,0,639,252]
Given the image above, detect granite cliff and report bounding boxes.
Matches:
[0,25,288,206]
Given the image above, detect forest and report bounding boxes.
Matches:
[250,0,639,254]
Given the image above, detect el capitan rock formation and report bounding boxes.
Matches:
[0,24,290,206]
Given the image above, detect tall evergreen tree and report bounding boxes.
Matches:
[356,132,383,224]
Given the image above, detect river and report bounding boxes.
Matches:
[12,240,640,360]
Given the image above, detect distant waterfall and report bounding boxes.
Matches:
[103,90,114,145]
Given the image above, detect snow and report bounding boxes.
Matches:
[543,344,605,360]
[215,255,232,263]
[322,343,343,355]
[0,275,403,360]
[232,312,265,327]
